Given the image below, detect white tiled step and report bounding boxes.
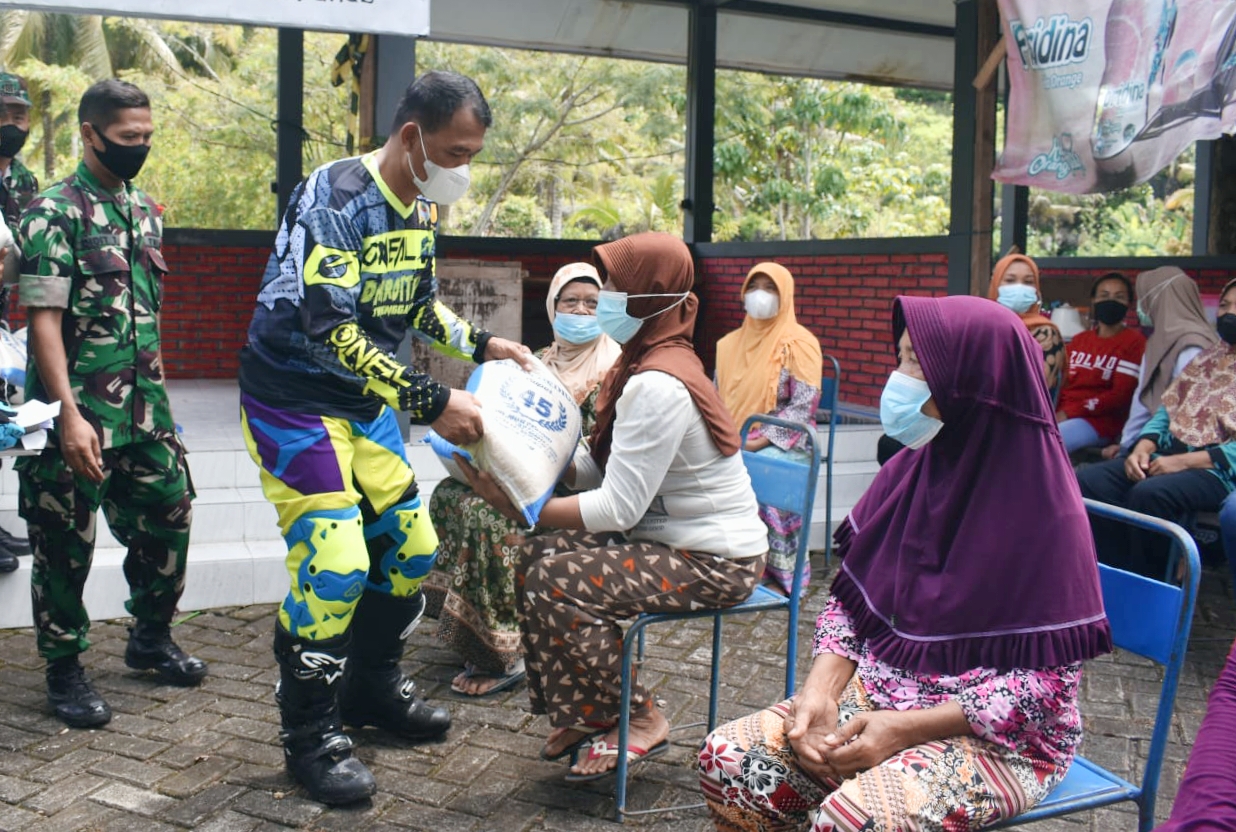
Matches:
[0,419,882,628]
[0,540,290,630]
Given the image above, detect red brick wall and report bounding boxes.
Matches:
[1037,262,1236,299]
[14,230,1231,414]
[5,239,269,380]
[159,243,269,378]
[697,251,950,408]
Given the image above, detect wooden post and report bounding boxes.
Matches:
[947,0,1001,297]
[275,28,305,223]
[683,2,718,245]
[357,35,378,153]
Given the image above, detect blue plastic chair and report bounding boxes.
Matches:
[995,499,1201,832]
[814,354,842,564]
[610,415,820,821]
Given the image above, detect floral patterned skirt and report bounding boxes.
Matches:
[422,478,526,675]
[698,678,1064,832]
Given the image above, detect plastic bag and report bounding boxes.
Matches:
[427,357,581,526]
[425,429,472,483]
[0,326,26,403]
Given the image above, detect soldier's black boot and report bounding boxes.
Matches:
[125,620,209,686]
[46,655,112,728]
[274,624,376,806]
[338,591,451,740]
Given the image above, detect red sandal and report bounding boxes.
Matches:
[563,736,670,782]
[540,721,614,762]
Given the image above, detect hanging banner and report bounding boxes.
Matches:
[994,0,1236,194]
[0,0,430,37]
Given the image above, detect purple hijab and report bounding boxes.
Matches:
[831,295,1111,675]
[1155,637,1236,832]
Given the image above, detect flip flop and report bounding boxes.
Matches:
[539,721,614,762]
[450,660,527,697]
[563,736,670,782]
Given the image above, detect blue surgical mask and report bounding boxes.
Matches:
[880,370,944,450]
[595,290,690,345]
[1137,306,1153,328]
[552,312,601,345]
[996,283,1039,315]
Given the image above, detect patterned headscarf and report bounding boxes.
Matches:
[1160,278,1236,448]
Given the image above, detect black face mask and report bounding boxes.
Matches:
[0,124,28,159]
[90,124,150,181]
[1218,314,1236,346]
[1092,300,1129,326]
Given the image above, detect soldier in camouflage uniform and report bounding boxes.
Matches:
[17,80,207,730]
[0,70,39,571]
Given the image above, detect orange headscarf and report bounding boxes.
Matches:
[715,262,823,428]
[987,254,1057,331]
[589,232,740,467]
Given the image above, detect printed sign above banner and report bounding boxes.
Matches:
[0,0,429,37]
[994,0,1236,194]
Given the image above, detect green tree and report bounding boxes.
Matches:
[713,71,951,241]
[0,11,182,177]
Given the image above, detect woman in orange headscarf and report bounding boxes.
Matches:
[716,263,823,595]
[988,253,1065,399]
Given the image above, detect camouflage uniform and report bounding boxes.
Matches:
[1,122,38,322]
[2,155,38,226]
[16,161,192,661]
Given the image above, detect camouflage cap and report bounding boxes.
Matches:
[0,72,31,107]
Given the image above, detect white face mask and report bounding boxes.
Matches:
[406,123,470,205]
[744,288,779,320]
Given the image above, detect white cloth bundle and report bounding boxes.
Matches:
[428,357,581,525]
[0,214,16,287]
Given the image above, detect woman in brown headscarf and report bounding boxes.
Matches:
[460,232,768,781]
[424,262,620,697]
[1078,278,1236,578]
[1110,266,1218,455]
[987,253,1065,398]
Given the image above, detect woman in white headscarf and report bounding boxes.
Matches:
[423,263,620,696]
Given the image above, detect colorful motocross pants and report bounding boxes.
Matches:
[240,393,438,642]
[17,437,194,660]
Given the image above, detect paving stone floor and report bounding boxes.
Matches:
[0,556,1231,832]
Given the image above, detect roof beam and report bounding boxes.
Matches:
[628,0,954,38]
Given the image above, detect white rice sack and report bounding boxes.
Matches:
[462,356,581,526]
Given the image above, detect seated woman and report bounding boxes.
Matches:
[715,262,823,595]
[988,253,1065,399]
[461,232,767,781]
[1107,266,1216,458]
[1077,278,1236,578]
[424,262,621,696]
[1220,491,1236,598]
[698,295,1111,832]
[1056,272,1146,453]
[1154,636,1236,832]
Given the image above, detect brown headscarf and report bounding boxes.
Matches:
[1136,267,1218,411]
[716,262,823,427]
[589,232,740,467]
[987,254,1057,332]
[1160,278,1236,448]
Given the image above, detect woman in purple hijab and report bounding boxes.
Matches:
[1155,637,1236,832]
[699,295,1112,832]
